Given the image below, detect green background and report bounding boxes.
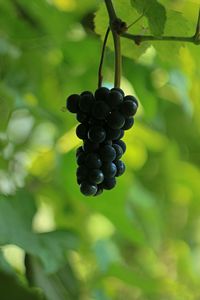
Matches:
[1,0,200,299]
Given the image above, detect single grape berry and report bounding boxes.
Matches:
[102,177,116,190]
[76,165,88,181]
[66,94,80,113]
[122,117,134,130]
[94,186,104,196]
[76,146,84,157]
[88,126,106,143]
[111,87,125,97]
[89,118,104,126]
[76,123,88,140]
[95,87,110,101]
[112,144,123,160]
[115,160,126,177]
[120,100,138,117]
[77,151,86,166]
[89,169,104,184]
[124,95,138,107]
[99,145,116,162]
[103,140,112,146]
[107,90,123,109]
[115,140,126,153]
[80,182,97,196]
[105,127,121,140]
[107,111,125,129]
[85,153,102,169]
[92,101,110,120]
[102,162,117,178]
[76,111,88,123]
[77,177,82,185]
[81,91,93,97]
[79,92,94,113]
[118,129,124,140]
[83,140,99,153]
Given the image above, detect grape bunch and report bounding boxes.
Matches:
[66,87,138,196]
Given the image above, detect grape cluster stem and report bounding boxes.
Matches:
[104,0,122,88]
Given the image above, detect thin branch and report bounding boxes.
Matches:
[112,25,121,88]
[98,27,110,88]
[127,13,145,30]
[121,7,200,45]
[104,0,121,88]
[104,0,117,23]
[121,32,194,44]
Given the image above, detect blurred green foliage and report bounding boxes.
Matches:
[1,0,200,299]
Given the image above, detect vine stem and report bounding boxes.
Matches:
[98,27,110,88]
[104,0,121,88]
[121,7,200,45]
[121,33,194,44]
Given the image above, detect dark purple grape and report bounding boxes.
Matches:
[80,182,97,196]
[89,169,104,184]
[76,165,88,181]
[66,94,80,113]
[77,151,86,166]
[83,140,99,153]
[94,186,104,196]
[105,127,121,140]
[85,153,102,169]
[88,126,106,143]
[107,90,123,109]
[79,92,94,113]
[95,87,110,101]
[107,111,125,129]
[115,140,126,153]
[77,177,82,185]
[103,140,112,146]
[99,145,116,162]
[102,177,116,190]
[102,162,117,178]
[89,118,104,126]
[124,95,138,107]
[110,87,125,97]
[67,88,138,195]
[122,117,134,130]
[76,123,88,140]
[120,100,138,117]
[115,160,126,177]
[92,101,110,120]
[76,146,84,157]
[76,111,88,123]
[118,129,124,139]
[112,144,123,160]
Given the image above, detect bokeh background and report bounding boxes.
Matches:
[1,0,200,299]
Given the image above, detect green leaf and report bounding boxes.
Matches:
[0,270,44,300]
[0,83,14,131]
[25,254,80,300]
[0,250,15,274]
[152,10,191,60]
[0,191,79,273]
[131,0,167,36]
[105,263,161,294]
[87,175,146,246]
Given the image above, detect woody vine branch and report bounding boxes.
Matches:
[104,0,200,56]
